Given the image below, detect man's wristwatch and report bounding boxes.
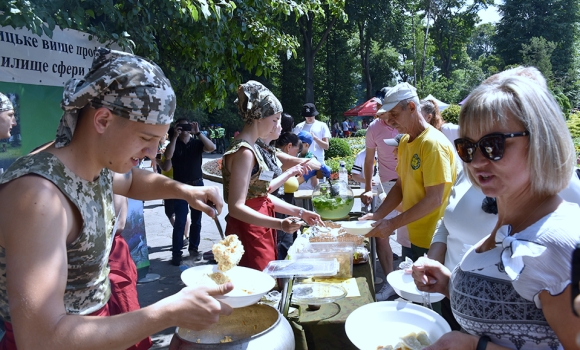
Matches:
[298,208,304,219]
[194,132,201,136]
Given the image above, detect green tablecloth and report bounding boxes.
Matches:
[289,262,375,350]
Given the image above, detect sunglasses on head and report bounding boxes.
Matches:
[454,131,530,163]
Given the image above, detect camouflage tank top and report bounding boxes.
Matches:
[223,139,270,203]
[0,152,115,323]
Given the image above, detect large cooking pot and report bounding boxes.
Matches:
[169,304,294,350]
[312,180,354,220]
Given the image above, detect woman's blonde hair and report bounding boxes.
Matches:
[459,75,574,196]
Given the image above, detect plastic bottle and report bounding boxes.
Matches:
[338,161,348,183]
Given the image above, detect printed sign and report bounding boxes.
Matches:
[0,25,120,87]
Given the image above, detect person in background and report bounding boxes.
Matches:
[109,194,151,349]
[361,119,369,130]
[332,120,342,138]
[293,103,331,161]
[351,148,378,211]
[0,93,16,140]
[222,81,323,271]
[276,132,301,158]
[413,74,580,350]
[208,125,217,153]
[360,93,401,301]
[342,118,350,138]
[349,118,356,134]
[296,131,319,191]
[200,126,209,138]
[281,112,295,134]
[215,124,226,154]
[0,47,232,350]
[420,99,459,144]
[164,119,216,266]
[256,125,310,261]
[158,128,191,248]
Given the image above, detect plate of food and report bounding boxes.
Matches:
[386,270,445,304]
[340,220,376,236]
[180,234,275,308]
[181,265,275,308]
[345,301,451,350]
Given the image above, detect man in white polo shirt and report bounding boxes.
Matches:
[293,103,331,162]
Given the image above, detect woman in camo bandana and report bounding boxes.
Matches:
[221,80,323,271]
[0,93,16,139]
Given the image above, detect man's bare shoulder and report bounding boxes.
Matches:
[0,175,74,245]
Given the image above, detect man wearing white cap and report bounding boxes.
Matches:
[361,82,456,264]
[359,89,401,300]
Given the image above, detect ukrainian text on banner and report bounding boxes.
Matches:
[0,25,120,87]
[0,25,121,164]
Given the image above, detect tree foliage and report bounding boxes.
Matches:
[495,0,580,78]
[0,0,327,110]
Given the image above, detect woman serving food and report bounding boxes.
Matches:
[412,74,580,349]
[222,81,323,271]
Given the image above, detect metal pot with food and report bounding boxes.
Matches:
[169,304,294,350]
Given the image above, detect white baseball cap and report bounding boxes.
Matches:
[383,134,404,147]
[377,82,418,114]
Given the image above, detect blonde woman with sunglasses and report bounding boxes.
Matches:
[413,74,580,350]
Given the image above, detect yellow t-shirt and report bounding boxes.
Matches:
[397,126,456,248]
[160,155,174,179]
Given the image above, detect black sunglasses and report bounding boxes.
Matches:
[454,131,530,163]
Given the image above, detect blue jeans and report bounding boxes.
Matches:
[172,179,203,261]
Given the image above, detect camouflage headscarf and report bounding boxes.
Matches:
[56,47,176,148]
[235,80,282,124]
[0,93,13,112]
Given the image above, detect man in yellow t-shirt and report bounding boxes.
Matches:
[363,82,456,260]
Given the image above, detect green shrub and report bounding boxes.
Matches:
[325,156,355,173]
[354,129,367,137]
[553,89,572,118]
[441,104,461,124]
[326,138,351,160]
[567,111,580,138]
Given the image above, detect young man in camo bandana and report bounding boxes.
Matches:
[0,93,17,140]
[0,48,233,349]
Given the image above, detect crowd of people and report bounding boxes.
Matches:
[0,46,579,350]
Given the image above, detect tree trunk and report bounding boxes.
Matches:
[421,0,432,89]
[300,10,338,104]
[301,15,315,103]
[412,13,417,86]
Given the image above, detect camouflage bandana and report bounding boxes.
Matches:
[235,80,282,124]
[56,47,176,148]
[0,93,13,112]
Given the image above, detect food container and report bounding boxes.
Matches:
[262,258,339,279]
[312,181,354,220]
[353,245,369,264]
[294,242,354,278]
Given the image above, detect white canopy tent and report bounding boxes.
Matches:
[422,94,450,111]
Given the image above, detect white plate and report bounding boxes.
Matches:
[181,265,275,308]
[386,270,445,303]
[340,221,375,236]
[345,301,451,350]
